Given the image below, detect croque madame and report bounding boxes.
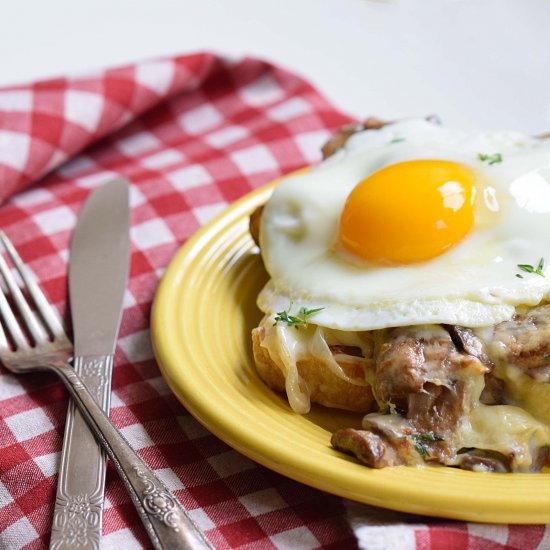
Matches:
[250,117,550,472]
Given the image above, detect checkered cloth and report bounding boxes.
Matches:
[0,52,545,550]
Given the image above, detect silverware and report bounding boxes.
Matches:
[0,232,213,549]
[51,179,131,549]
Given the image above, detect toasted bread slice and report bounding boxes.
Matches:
[252,326,374,413]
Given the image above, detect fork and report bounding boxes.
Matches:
[0,232,213,550]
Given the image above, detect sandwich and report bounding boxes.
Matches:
[250,117,550,472]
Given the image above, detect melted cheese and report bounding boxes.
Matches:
[261,322,312,413]
[456,403,550,471]
[493,362,550,425]
[259,318,370,414]
[258,319,550,471]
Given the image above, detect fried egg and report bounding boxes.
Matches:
[257,119,550,330]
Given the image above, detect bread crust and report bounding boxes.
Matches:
[252,326,374,413]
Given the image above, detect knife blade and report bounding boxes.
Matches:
[50,179,130,550]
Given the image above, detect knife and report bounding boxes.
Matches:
[50,179,130,550]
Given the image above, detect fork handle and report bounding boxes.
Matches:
[50,360,213,550]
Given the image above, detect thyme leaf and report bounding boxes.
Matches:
[414,441,428,459]
[411,432,444,459]
[478,152,503,165]
[517,258,545,278]
[274,301,325,328]
[414,433,444,443]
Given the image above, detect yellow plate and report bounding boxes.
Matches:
[151,176,550,524]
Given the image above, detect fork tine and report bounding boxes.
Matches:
[0,329,8,352]
[0,299,11,352]
[0,286,27,349]
[0,232,67,341]
[0,249,48,345]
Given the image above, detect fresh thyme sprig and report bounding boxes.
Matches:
[411,432,444,459]
[478,152,503,165]
[516,257,545,279]
[273,301,325,328]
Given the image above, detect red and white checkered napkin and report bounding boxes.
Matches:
[0,52,545,550]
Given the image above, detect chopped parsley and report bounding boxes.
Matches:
[478,152,503,165]
[411,432,444,459]
[516,258,545,278]
[273,301,325,328]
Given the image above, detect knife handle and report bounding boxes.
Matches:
[51,355,112,550]
[51,360,214,550]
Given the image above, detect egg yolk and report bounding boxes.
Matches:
[338,159,475,264]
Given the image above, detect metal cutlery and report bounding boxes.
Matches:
[51,178,131,549]
[0,232,213,548]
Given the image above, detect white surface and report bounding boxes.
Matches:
[2,0,550,132]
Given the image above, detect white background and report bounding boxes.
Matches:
[2,0,550,133]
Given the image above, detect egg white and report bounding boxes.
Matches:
[257,119,550,330]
